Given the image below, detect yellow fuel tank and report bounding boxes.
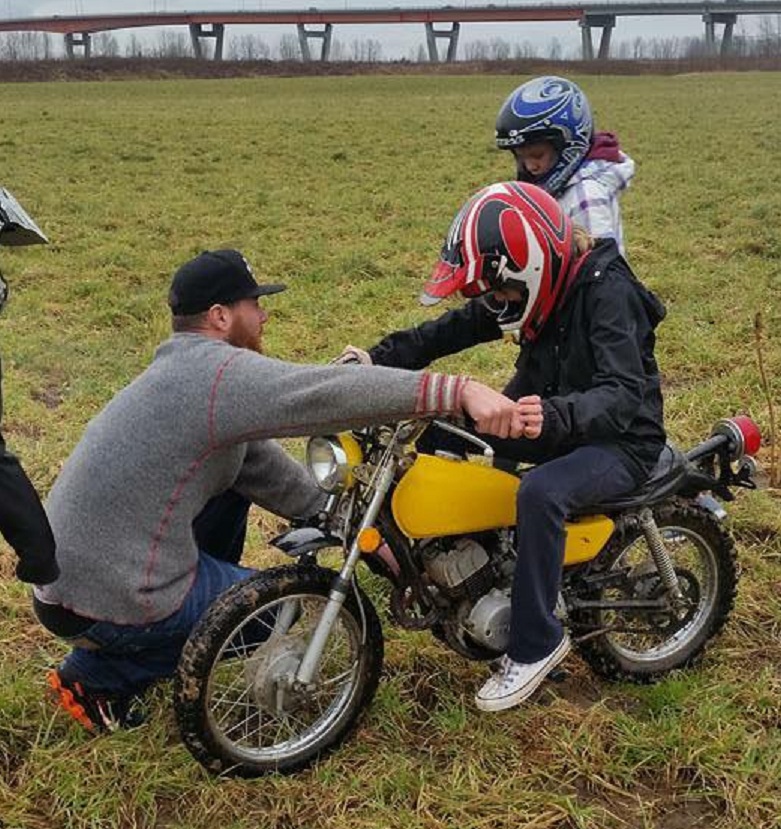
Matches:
[391,453,614,566]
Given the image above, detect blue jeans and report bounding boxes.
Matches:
[59,553,255,697]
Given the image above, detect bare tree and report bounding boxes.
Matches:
[348,38,382,61]
[0,31,53,60]
[512,40,537,59]
[151,30,190,58]
[757,15,781,55]
[547,37,562,60]
[614,39,631,60]
[278,33,300,61]
[125,33,146,58]
[228,33,271,60]
[94,32,120,57]
[489,37,511,60]
[464,39,488,61]
[648,37,679,59]
[365,38,382,62]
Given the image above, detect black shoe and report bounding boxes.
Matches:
[47,669,146,733]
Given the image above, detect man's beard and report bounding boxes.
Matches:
[228,325,261,353]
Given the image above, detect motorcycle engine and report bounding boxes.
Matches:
[423,536,493,596]
[422,536,513,653]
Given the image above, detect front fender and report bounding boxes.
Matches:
[271,526,343,559]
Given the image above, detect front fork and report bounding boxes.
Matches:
[294,463,395,687]
[638,507,684,602]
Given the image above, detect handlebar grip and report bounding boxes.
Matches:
[685,433,728,463]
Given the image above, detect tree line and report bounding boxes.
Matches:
[1,18,781,62]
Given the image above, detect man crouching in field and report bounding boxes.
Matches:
[33,248,525,733]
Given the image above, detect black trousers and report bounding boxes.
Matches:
[192,489,251,565]
[0,436,58,584]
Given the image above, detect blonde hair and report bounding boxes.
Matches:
[572,224,594,256]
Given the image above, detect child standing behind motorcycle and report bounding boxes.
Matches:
[336,181,666,712]
[495,75,635,254]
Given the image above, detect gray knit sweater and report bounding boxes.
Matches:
[37,334,465,624]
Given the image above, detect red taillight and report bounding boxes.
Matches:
[730,416,762,457]
[712,416,762,460]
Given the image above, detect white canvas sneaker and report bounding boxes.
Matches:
[475,634,571,712]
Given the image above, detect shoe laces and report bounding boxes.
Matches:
[495,655,523,688]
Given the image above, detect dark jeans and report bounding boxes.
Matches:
[192,489,251,565]
[58,552,255,696]
[507,445,636,662]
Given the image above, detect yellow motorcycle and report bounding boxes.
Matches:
[174,414,761,776]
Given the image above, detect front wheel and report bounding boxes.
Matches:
[571,502,737,682]
[174,564,384,776]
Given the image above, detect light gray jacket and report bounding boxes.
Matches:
[37,334,464,624]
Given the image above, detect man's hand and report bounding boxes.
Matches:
[516,395,543,439]
[460,380,525,439]
[331,345,373,366]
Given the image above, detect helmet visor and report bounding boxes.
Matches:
[421,252,505,305]
[420,258,465,306]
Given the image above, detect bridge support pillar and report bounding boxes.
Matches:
[189,23,225,61]
[703,13,738,56]
[64,32,91,59]
[424,22,460,63]
[579,14,615,60]
[296,23,333,62]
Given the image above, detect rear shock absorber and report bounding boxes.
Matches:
[638,507,684,602]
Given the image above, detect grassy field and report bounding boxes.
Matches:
[0,72,779,829]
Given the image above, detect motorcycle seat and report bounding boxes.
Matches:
[573,443,689,515]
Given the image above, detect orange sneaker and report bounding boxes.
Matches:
[47,669,145,733]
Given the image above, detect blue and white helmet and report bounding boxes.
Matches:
[495,76,593,198]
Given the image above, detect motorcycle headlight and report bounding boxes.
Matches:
[306,436,354,493]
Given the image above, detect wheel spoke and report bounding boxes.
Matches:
[202,589,365,760]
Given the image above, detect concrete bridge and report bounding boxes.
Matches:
[1,3,779,62]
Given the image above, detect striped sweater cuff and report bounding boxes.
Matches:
[416,373,470,415]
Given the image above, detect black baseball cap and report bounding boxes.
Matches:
[168,249,286,315]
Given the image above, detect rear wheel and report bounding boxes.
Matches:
[571,502,737,682]
[174,565,383,776]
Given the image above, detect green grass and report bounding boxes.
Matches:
[0,72,779,829]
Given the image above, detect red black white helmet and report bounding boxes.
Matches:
[421,182,576,344]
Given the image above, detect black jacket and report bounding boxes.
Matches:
[369,239,667,482]
[0,358,58,585]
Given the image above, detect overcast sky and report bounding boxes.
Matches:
[1,0,768,58]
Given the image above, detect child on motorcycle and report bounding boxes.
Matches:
[194,76,635,573]
[495,75,635,254]
[336,181,666,711]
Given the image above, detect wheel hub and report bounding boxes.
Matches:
[626,568,700,632]
[244,633,309,712]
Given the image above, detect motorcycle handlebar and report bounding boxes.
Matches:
[432,419,494,458]
[685,433,729,463]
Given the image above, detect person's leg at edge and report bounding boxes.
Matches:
[476,446,637,712]
[49,552,255,729]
